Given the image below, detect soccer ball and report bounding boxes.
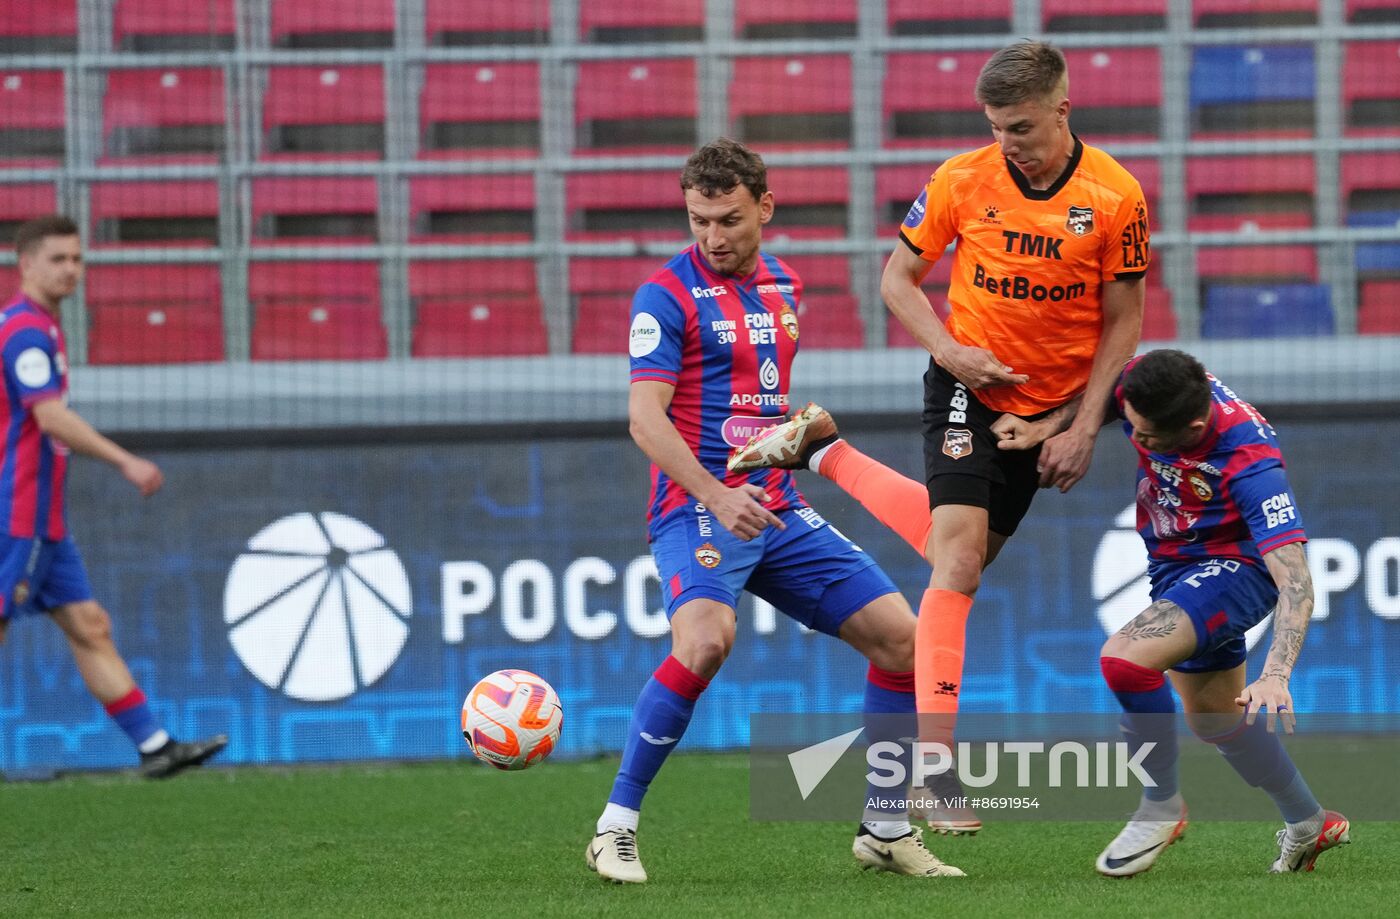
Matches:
[461,669,563,770]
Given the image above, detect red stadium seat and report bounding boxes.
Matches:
[1115,158,1163,215]
[1343,41,1400,134]
[0,182,57,246]
[249,262,386,361]
[0,0,76,52]
[425,0,549,45]
[1187,155,1314,227]
[780,256,851,295]
[411,259,538,300]
[1043,0,1167,31]
[580,0,704,42]
[113,0,235,51]
[1341,152,1400,211]
[262,66,385,158]
[0,69,66,165]
[569,258,659,295]
[567,171,685,241]
[572,294,631,354]
[1195,0,1317,27]
[420,63,540,157]
[1196,243,1319,283]
[412,298,548,357]
[1062,48,1161,140]
[736,0,857,38]
[795,294,863,349]
[85,264,224,365]
[251,176,379,243]
[765,166,849,239]
[1358,280,1400,333]
[270,0,395,48]
[884,52,986,147]
[409,174,533,241]
[887,0,1011,34]
[1347,0,1400,23]
[576,59,697,154]
[86,263,221,306]
[731,56,851,149]
[90,180,220,246]
[103,68,225,160]
[1141,286,1178,341]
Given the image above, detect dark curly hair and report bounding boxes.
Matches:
[1121,349,1213,430]
[680,138,767,202]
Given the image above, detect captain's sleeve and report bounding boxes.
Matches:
[628,282,688,386]
[2,327,63,406]
[1100,180,1151,282]
[1230,464,1307,555]
[898,163,958,262]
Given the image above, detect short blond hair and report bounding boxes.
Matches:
[975,41,1068,108]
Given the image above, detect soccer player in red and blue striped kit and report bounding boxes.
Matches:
[0,216,226,778]
[585,140,962,883]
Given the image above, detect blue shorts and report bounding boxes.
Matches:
[650,504,899,637]
[0,536,94,621]
[1150,558,1278,674]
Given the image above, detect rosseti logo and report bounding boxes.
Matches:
[224,512,412,702]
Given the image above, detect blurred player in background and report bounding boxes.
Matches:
[586,140,962,884]
[0,216,227,778]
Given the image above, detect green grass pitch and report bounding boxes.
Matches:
[2,753,1392,918]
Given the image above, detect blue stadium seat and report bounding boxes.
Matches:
[1202,284,1334,339]
[1191,45,1315,106]
[1348,210,1400,275]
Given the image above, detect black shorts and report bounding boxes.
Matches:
[921,361,1045,537]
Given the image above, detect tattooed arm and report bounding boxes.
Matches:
[1236,542,1313,732]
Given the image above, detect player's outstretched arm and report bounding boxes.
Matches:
[31,398,163,496]
[628,381,783,541]
[1238,542,1315,733]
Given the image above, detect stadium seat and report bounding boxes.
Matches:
[1043,0,1166,32]
[85,264,224,365]
[566,171,685,241]
[576,59,697,154]
[412,298,548,357]
[1347,211,1400,277]
[780,256,852,296]
[1116,158,1163,216]
[411,259,538,300]
[103,68,225,160]
[736,0,857,39]
[420,63,540,157]
[0,69,66,165]
[1341,152,1400,212]
[888,0,1011,34]
[580,0,704,43]
[1194,0,1317,27]
[1191,45,1315,137]
[113,0,235,52]
[572,294,631,354]
[1141,286,1178,341]
[1196,241,1318,284]
[0,0,76,53]
[90,180,220,246]
[795,294,863,349]
[249,262,387,361]
[270,0,395,48]
[0,182,57,247]
[1349,0,1400,24]
[1343,41,1400,134]
[262,66,385,158]
[1062,49,1161,140]
[569,258,660,297]
[1187,155,1314,228]
[884,53,986,147]
[251,176,379,243]
[425,0,549,45]
[409,174,534,241]
[765,166,849,240]
[731,56,852,149]
[1201,284,1334,339]
[1358,280,1400,333]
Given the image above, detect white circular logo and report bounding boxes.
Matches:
[1093,505,1270,649]
[759,357,780,389]
[224,512,412,702]
[14,347,52,388]
[629,312,662,357]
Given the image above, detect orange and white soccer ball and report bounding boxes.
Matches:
[461,669,563,770]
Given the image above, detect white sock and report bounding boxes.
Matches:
[1135,791,1183,819]
[1287,809,1325,839]
[138,730,170,754]
[597,803,640,835]
[808,439,843,475]
[862,819,912,840]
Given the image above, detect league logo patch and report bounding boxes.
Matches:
[13,580,29,606]
[1066,205,1095,236]
[942,428,974,460]
[695,543,722,569]
[902,189,928,228]
[779,304,799,342]
[1187,472,1213,501]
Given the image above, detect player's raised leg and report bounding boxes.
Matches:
[589,598,732,884]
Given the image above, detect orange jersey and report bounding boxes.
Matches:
[899,138,1150,415]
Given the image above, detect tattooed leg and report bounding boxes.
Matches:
[1102,599,1199,671]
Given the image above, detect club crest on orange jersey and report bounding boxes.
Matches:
[1066,205,1095,236]
[695,543,722,568]
[779,304,799,341]
[943,428,973,460]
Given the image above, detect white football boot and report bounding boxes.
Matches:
[1095,797,1188,877]
[585,828,648,884]
[727,403,838,472]
[853,827,966,877]
[1270,810,1351,873]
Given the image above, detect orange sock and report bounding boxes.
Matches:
[817,440,932,556]
[915,588,973,747]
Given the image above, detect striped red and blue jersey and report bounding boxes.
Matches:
[0,295,70,540]
[628,244,808,531]
[1114,361,1306,580]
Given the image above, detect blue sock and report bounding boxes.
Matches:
[1101,657,1179,802]
[608,656,708,810]
[1203,717,1321,824]
[863,665,917,822]
[104,687,169,753]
